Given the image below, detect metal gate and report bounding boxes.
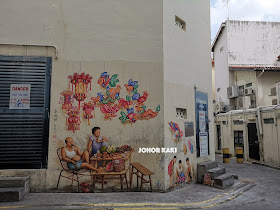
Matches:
[0,55,51,169]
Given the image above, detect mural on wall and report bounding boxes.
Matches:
[188,139,194,154]
[168,122,183,143]
[60,71,161,132]
[119,78,160,126]
[168,156,193,189]
[176,160,186,188]
[59,90,74,110]
[68,73,93,109]
[168,156,177,189]
[82,101,96,125]
[185,158,193,183]
[66,106,81,133]
[183,144,187,155]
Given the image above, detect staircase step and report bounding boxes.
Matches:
[0,177,30,202]
[0,187,26,202]
[207,167,226,179]
[197,161,218,183]
[0,177,29,188]
[214,173,234,189]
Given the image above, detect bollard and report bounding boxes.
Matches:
[235,147,243,164]
[223,148,230,164]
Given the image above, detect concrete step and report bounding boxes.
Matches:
[197,161,218,183]
[0,187,26,202]
[214,173,234,189]
[0,177,30,202]
[0,177,29,189]
[206,167,226,179]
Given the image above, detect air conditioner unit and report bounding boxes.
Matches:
[237,98,243,109]
[236,96,251,110]
[239,85,245,96]
[245,87,253,95]
[227,86,239,98]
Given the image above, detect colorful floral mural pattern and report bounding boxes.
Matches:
[60,71,161,131]
[168,122,183,143]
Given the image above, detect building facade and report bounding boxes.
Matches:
[0,0,213,192]
[212,20,280,113]
[215,107,280,168]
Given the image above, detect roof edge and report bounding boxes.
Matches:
[211,22,226,52]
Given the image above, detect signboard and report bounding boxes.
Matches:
[9,84,31,109]
[184,121,194,137]
[199,132,208,157]
[199,111,206,132]
[195,90,209,157]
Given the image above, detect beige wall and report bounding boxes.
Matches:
[257,72,280,106]
[0,0,165,191]
[0,44,165,191]
[163,0,213,189]
[0,0,212,192]
[215,109,280,168]
[231,71,280,107]
[0,0,163,62]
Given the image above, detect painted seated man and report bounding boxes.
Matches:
[61,137,102,173]
[83,126,109,163]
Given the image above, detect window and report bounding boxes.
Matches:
[233,120,243,125]
[264,118,274,124]
[222,121,227,125]
[234,131,244,145]
[175,16,186,31]
[176,108,187,119]
[246,83,252,88]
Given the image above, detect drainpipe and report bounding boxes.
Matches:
[228,111,232,137]
[256,107,264,161]
[256,69,265,107]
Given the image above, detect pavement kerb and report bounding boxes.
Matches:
[0,183,256,209]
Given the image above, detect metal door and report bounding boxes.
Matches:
[247,123,260,160]
[0,55,51,169]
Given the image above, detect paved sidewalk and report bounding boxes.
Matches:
[1,155,279,209]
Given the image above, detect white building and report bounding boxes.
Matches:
[0,0,213,192]
[212,20,280,113]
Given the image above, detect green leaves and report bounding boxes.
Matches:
[109,74,119,87]
[119,111,128,123]
[126,96,132,102]
[131,85,139,94]
[156,105,160,112]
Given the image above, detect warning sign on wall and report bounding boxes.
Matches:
[9,84,31,109]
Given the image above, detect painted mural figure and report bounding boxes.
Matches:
[84,127,109,163]
[168,156,177,188]
[66,106,81,133]
[185,158,193,183]
[176,160,186,187]
[61,137,102,173]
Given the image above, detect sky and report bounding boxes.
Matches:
[210,0,280,42]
